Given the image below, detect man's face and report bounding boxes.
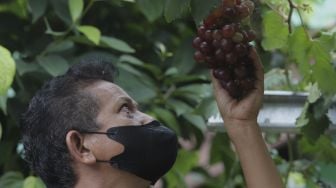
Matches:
[84,80,154,161]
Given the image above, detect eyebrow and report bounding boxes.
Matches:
[118,96,139,108]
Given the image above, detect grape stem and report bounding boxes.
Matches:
[287,0,311,39]
[287,0,296,33]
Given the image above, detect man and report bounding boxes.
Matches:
[21,49,283,188]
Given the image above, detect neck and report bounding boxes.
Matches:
[74,164,150,188]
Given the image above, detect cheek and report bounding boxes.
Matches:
[92,136,125,160]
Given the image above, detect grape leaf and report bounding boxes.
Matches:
[309,41,336,94]
[301,112,330,143]
[137,0,165,22]
[299,135,336,163]
[0,45,16,96]
[164,0,190,22]
[288,27,311,73]
[261,11,289,50]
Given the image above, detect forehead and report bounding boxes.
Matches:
[85,80,131,101]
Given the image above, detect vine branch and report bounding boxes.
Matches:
[287,0,296,33]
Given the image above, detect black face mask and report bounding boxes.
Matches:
[82,120,178,185]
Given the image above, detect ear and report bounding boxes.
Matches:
[66,130,96,164]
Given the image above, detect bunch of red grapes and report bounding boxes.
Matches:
[193,0,257,99]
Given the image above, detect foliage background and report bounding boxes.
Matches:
[0,0,336,187]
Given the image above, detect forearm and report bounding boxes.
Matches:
[227,121,284,188]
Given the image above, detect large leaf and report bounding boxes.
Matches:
[164,150,198,188]
[182,113,206,131]
[77,25,101,45]
[171,38,194,74]
[210,133,236,173]
[68,0,83,22]
[167,99,193,116]
[299,135,336,163]
[50,0,72,25]
[151,107,181,135]
[115,70,156,103]
[0,172,24,188]
[28,0,48,23]
[261,11,289,50]
[45,40,75,53]
[37,55,69,76]
[309,41,336,94]
[23,176,45,188]
[118,55,145,66]
[0,45,16,96]
[164,0,190,22]
[137,0,165,22]
[100,36,135,53]
[288,27,311,73]
[190,0,221,25]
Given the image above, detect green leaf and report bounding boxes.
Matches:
[28,0,48,23]
[37,55,69,76]
[190,0,221,25]
[115,70,156,103]
[194,97,217,119]
[319,32,336,51]
[118,55,144,66]
[166,99,193,116]
[165,149,198,188]
[171,38,194,74]
[151,107,181,134]
[302,111,330,143]
[0,172,24,188]
[0,95,7,115]
[307,83,321,103]
[45,40,75,53]
[68,0,83,22]
[0,45,16,96]
[182,113,206,131]
[296,102,309,127]
[137,0,165,22]
[16,60,42,76]
[77,25,101,45]
[299,135,336,163]
[288,27,311,74]
[50,0,72,25]
[309,41,336,94]
[100,36,135,53]
[23,176,45,188]
[261,11,289,50]
[210,133,236,173]
[164,0,190,22]
[0,121,2,140]
[318,162,336,185]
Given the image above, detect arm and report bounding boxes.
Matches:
[211,48,284,188]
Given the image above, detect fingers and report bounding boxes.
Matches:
[210,70,232,105]
[249,48,264,93]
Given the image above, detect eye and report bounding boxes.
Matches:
[119,103,130,112]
